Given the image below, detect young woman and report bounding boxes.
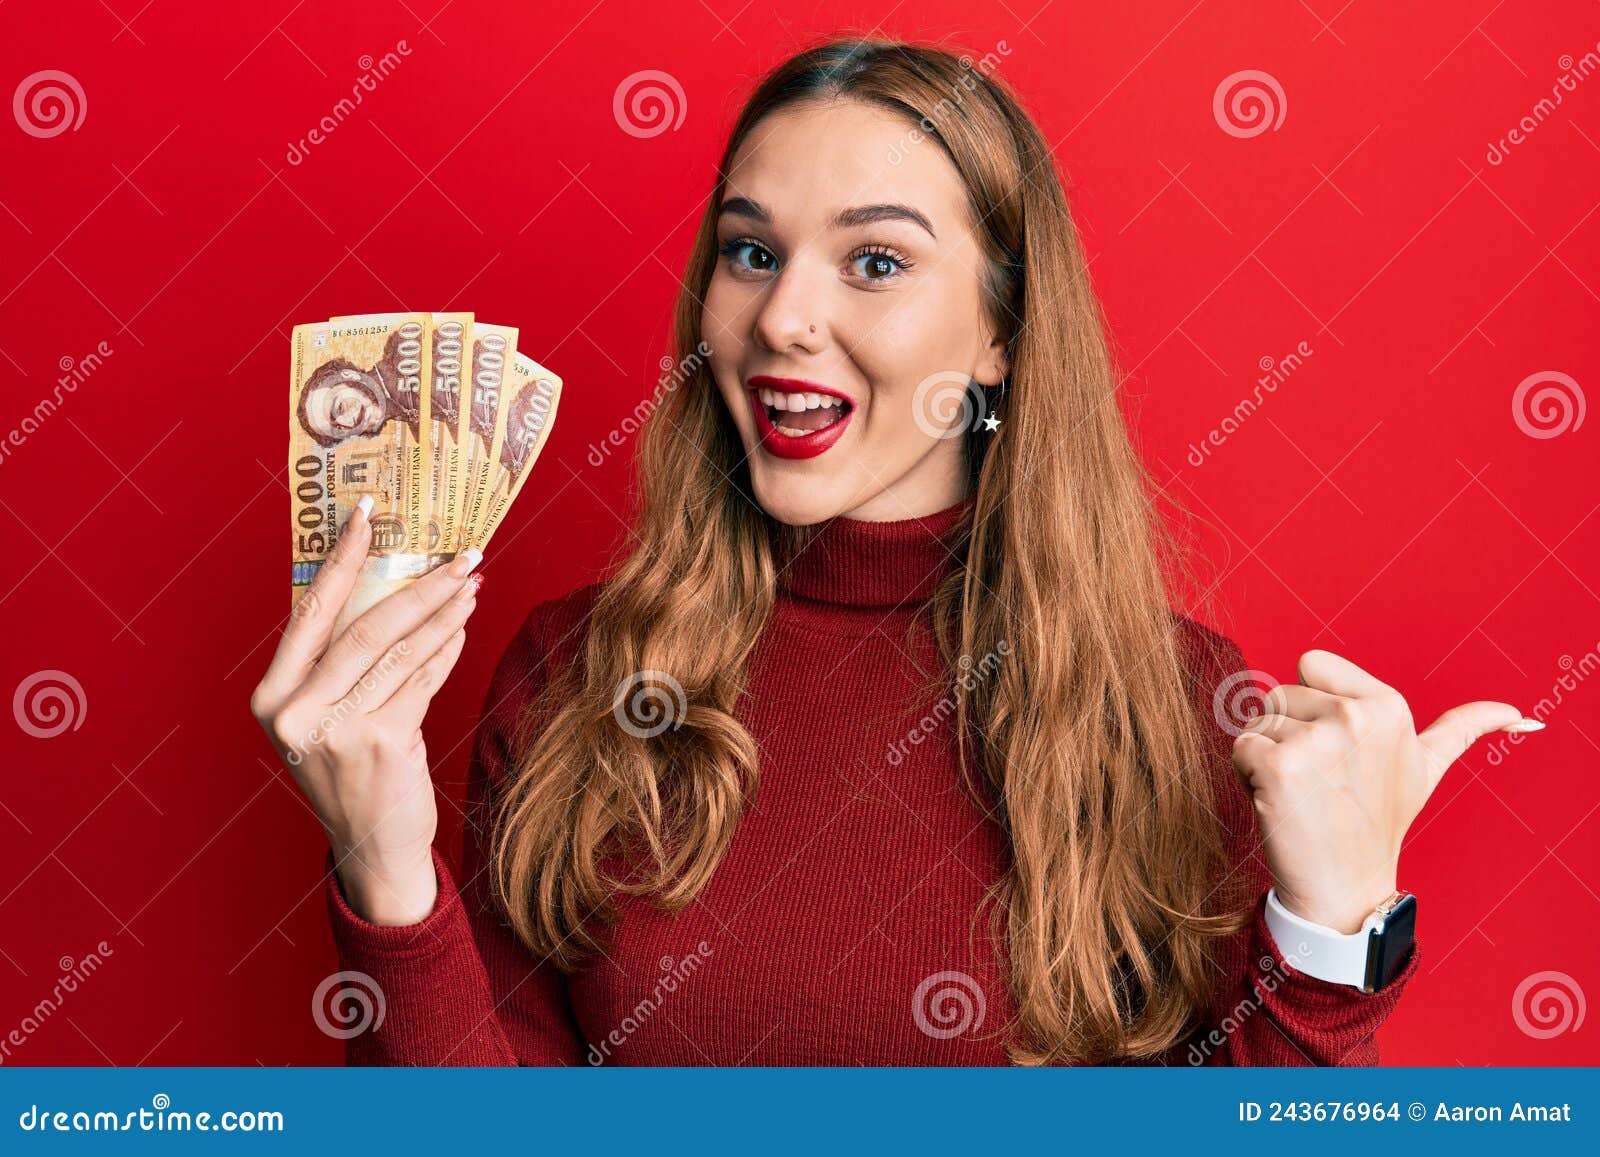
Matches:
[251,36,1540,1065]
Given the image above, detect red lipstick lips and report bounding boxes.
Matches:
[747,376,854,460]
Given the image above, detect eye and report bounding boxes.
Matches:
[848,244,914,282]
[717,236,916,283]
[717,236,778,274]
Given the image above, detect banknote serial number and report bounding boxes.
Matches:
[332,325,390,336]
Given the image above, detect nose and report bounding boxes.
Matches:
[752,259,826,355]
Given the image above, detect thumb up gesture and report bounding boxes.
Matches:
[1231,649,1543,933]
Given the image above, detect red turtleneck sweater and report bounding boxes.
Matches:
[323,498,1415,1065]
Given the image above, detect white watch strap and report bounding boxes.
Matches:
[1263,888,1380,989]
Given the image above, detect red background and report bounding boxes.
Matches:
[1,0,1595,1065]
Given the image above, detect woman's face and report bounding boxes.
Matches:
[300,365,388,446]
[702,98,1009,526]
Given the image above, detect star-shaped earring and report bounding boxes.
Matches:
[982,413,1002,431]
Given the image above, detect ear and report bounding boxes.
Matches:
[974,331,1010,388]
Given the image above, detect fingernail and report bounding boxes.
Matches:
[354,495,374,524]
[450,548,483,578]
[456,572,484,603]
[1503,717,1545,733]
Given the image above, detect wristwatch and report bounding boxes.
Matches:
[1263,888,1417,992]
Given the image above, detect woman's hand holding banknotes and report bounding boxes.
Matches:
[250,498,484,926]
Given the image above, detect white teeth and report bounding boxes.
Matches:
[755,386,843,412]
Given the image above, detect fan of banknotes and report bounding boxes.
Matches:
[287,312,560,632]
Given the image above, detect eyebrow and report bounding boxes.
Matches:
[717,196,937,241]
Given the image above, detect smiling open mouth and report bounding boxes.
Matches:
[747,378,855,460]
[759,387,851,436]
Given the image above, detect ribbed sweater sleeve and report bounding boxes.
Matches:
[1177,620,1417,1066]
[321,600,588,1066]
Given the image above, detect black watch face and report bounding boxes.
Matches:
[1364,894,1418,992]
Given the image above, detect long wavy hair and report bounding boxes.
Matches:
[491,34,1248,1064]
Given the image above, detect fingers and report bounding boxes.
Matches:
[331,578,480,715]
[257,498,374,705]
[1238,686,1340,744]
[1238,712,1311,742]
[1260,682,1345,722]
[303,548,482,703]
[374,627,469,732]
[1233,681,1367,783]
[1417,700,1533,790]
[1230,730,1277,790]
[1296,649,1391,699]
